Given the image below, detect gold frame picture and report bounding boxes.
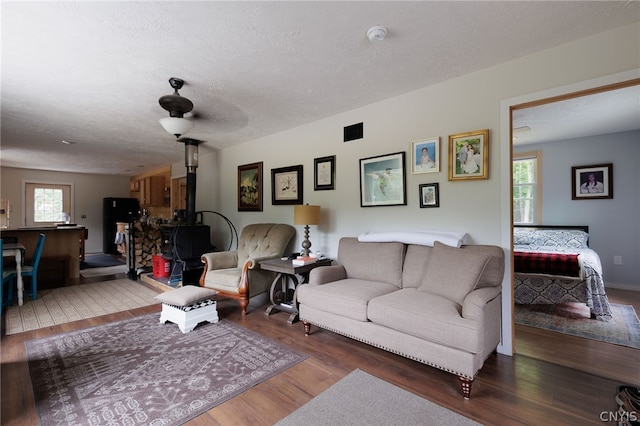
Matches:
[448,129,489,181]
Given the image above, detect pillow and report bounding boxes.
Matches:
[418,241,491,305]
[513,228,534,245]
[530,229,589,248]
[155,286,217,307]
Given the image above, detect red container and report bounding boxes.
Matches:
[153,255,171,278]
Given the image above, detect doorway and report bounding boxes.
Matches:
[504,74,640,380]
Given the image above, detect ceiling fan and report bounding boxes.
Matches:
[159,77,197,138]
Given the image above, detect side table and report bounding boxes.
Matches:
[260,257,331,323]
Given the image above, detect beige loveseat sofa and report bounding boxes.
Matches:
[297,237,504,399]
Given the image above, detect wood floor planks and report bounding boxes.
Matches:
[1,277,638,426]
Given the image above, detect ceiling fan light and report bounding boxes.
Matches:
[159,117,194,138]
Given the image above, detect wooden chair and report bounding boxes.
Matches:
[5,233,46,303]
[1,239,17,313]
[200,223,295,314]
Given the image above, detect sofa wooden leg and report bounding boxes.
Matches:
[303,321,311,336]
[458,376,473,399]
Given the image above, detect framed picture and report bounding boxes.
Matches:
[571,163,613,200]
[237,162,263,211]
[448,129,489,181]
[411,137,440,174]
[419,183,439,208]
[314,155,335,190]
[272,165,303,205]
[359,152,406,207]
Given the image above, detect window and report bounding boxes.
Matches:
[513,151,541,224]
[24,182,72,227]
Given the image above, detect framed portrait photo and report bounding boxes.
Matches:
[271,165,303,205]
[571,163,613,200]
[237,162,263,211]
[448,129,489,181]
[359,152,406,207]
[411,137,440,174]
[314,155,335,190]
[419,183,439,208]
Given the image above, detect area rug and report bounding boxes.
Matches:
[515,302,640,349]
[80,253,126,269]
[80,264,128,277]
[5,279,159,335]
[275,369,481,426]
[25,314,307,426]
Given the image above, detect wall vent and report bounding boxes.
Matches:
[344,122,363,142]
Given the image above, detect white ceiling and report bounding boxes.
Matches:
[2,1,639,176]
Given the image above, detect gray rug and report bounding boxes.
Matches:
[5,279,158,334]
[80,264,128,277]
[26,314,307,426]
[275,369,481,426]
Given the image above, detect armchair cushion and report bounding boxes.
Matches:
[236,223,296,267]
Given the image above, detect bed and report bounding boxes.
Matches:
[513,225,612,321]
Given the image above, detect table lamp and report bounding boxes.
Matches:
[294,204,321,256]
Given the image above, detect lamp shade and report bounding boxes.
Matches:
[159,117,194,138]
[294,204,321,225]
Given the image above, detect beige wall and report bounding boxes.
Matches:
[199,23,640,258]
[0,167,130,253]
[195,22,639,354]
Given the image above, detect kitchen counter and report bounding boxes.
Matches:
[1,226,88,280]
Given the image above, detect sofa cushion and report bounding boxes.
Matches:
[337,237,405,288]
[418,241,490,304]
[297,278,398,322]
[367,288,484,353]
[402,244,434,288]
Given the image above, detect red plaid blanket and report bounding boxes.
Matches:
[514,251,580,277]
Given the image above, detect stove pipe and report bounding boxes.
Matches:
[182,139,200,226]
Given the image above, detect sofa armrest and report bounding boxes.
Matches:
[201,251,238,272]
[461,286,502,320]
[308,264,347,285]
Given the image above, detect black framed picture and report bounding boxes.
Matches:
[271,165,303,205]
[314,155,335,190]
[359,152,406,207]
[237,162,263,211]
[571,163,613,200]
[419,183,439,208]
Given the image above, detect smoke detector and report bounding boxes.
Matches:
[367,26,387,42]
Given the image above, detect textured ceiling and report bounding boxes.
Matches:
[1,1,639,175]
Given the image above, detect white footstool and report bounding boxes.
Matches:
[155,286,219,333]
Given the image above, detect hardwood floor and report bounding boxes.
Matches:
[1,275,638,425]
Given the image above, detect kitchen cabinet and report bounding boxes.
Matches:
[132,176,167,207]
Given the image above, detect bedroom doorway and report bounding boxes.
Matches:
[509,76,640,373]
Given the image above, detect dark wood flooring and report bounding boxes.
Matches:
[1,273,638,425]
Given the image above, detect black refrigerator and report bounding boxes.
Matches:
[103,197,140,254]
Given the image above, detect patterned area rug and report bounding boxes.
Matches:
[515,302,640,349]
[5,279,158,335]
[25,314,307,426]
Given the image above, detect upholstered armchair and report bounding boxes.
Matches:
[199,223,295,314]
